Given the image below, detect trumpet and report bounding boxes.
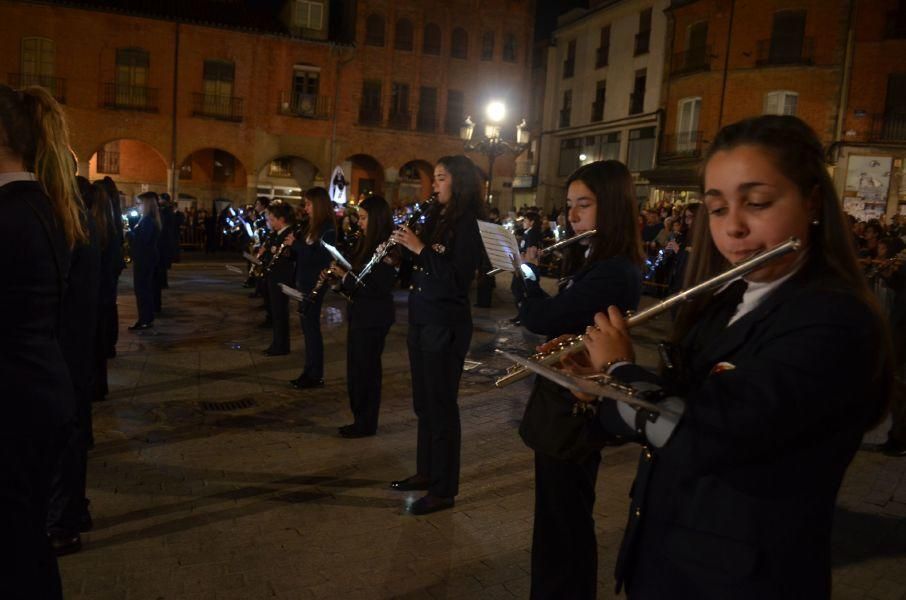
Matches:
[494,237,803,387]
[486,229,597,276]
[353,193,437,284]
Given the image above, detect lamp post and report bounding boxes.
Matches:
[460,100,529,205]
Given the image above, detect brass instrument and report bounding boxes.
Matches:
[495,237,803,388]
[263,223,302,274]
[486,229,597,276]
[353,193,437,284]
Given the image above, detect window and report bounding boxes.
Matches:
[481,31,495,61]
[359,80,382,125]
[423,23,441,55]
[763,90,798,116]
[213,150,235,183]
[115,47,150,107]
[395,18,413,51]
[365,13,385,46]
[683,21,709,71]
[635,8,652,56]
[887,0,906,38]
[881,73,906,140]
[445,90,464,134]
[596,25,610,68]
[560,90,572,128]
[592,80,606,122]
[627,127,655,171]
[599,132,621,162]
[201,60,235,117]
[503,33,517,62]
[179,159,192,180]
[97,141,120,175]
[268,158,293,178]
[630,69,646,115]
[558,138,582,177]
[291,0,323,30]
[21,37,54,79]
[291,65,320,116]
[451,27,468,59]
[676,97,702,152]
[389,82,410,128]
[563,40,576,79]
[417,86,437,132]
[768,10,806,63]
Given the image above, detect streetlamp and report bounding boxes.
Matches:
[460,100,530,204]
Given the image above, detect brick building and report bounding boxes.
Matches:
[646,0,851,205]
[1,0,534,211]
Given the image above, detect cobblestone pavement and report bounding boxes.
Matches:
[60,257,906,600]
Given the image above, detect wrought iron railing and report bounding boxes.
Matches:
[671,46,711,76]
[660,131,703,159]
[279,93,330,119]
[192,93,243,122]
[755,36,814,66]
[102,82,159,112]
[8,73,66,102]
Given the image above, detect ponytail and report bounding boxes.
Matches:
[0,85,86,248]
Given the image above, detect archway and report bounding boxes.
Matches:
[344,154,384,204]
[397,159,433,207]
[177,148,248,210]
[256,155,321,206]
[87,138,168,206]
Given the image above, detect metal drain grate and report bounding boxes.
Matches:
[200,398,256,412]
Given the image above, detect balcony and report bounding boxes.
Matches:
[192,93,243,122]
[755,36,814,67]
[591,100,604,122]
[358,106,383,126]
[870,113,906,142]
[660,131,703,159]
[634,31,651,56]
[563,58,575,79]
[279,93,330,119]
[671,46,711,76]
[388,112,411,130]
[102,82,158,112]
[559,108,571,128]
[885,10,906,39]
[595,46,609,68]
[629,92,645,115]
[8,73,66,103]
[416,114,437,133]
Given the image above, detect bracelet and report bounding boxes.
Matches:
[602,358,632,373]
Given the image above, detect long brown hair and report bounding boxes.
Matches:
[351,195,393,270]
[0,85,86,248]
[426,155,488,244]
[137,191,162,230]
[303,186,336,240]
[566,160,643,267]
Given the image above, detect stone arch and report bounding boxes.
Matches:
[86,138,169,204]
[397,159,433,206]
[256,155,322,205]
[177,147,248,209]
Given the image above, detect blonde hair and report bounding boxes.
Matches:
[0,85,86,248]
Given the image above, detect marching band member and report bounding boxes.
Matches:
[0,84,86,599]
[514,160,643,599]
[261,200,296,356]
[126,191,161,330]
[327,195,396,438]
[388,155,485,515]
[575,115,892,598]
[287,187,336,388]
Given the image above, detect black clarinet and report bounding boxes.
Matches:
[263,222,303,274]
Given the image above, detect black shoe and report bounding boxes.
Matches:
[291,375,324,389]
[338,424,374,438]
[128,321,153,331]
[262,348,289,357]
[409,494,454,515]
[508,315,521,326]
[48,531,82,556]
[880,439,906,457]
[390,474,431,492]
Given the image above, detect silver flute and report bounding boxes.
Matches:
[494,237,802,387]
[486,229,597,276]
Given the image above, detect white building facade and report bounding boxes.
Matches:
[536,0,669,212]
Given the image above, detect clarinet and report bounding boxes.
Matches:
[263,222,302,274]
[352,193,437,284]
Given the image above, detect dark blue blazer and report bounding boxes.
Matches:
[127,215,160,271]
[293,223,336,294]
[600,266,888,598]
[340,260,396,330]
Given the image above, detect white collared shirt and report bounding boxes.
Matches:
[727,264,801,326]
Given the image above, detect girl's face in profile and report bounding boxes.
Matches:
[433,164,453,205]
[703,144,814,282]
[566,181,597,235]
[358,207,369,233]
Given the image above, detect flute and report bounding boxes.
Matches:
[494,237,802,388]
[486,229,597,276]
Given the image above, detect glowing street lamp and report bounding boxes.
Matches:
[460,100,529,204]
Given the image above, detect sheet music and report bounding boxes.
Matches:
[225,264,245,275]
[478,221,522,273]
[242,251,262,266]
[278,283,306,302]
[321,240,352,271]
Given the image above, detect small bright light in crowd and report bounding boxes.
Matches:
[579,153,587,161]
[485,100,506,123]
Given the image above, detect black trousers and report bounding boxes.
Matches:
[152,263,168,312]
[407,322,471,498]
[299,294,325,379]
[266,275,290,352]
[133,264,155,324]
[531,450,602,600]
[347,324,390,433]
